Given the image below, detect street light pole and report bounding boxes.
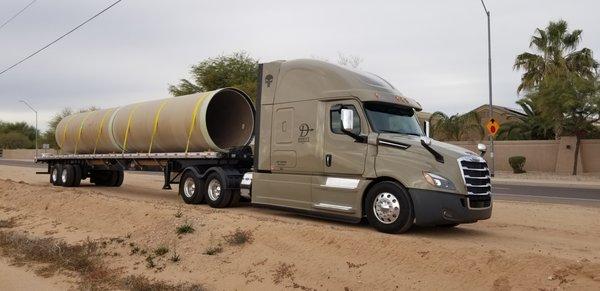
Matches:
[480,0,495,177]
[19,99,38,159]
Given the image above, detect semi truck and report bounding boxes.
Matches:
[36,59,492,233]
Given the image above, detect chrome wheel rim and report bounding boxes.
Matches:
[52,168,58,182]
[183,177,196,198]
[61,169,68,184]
[373,192,401,224]
[207,179,221,201]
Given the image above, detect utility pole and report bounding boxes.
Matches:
[19,99,38,159]
[480,0,495,177]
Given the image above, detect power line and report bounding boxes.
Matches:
[0,0,123,77]
[0,0,38,31]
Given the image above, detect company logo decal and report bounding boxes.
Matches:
[298,123,313,143]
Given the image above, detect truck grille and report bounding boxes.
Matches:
[458,156,491,196]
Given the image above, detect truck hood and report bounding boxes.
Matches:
[377,133,478,161]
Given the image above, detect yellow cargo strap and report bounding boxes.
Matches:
[74,111,92,154]
[93,109,114,154]
[148,100,169,154]
[185,95,205,154]
[122,105,140,153]
[59,115,74,153]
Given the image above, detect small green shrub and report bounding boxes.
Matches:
[176,224,195,234]
[508,156,526,174]
[203,245,223,255]
[154,246,169,256]
[224,228,253,245]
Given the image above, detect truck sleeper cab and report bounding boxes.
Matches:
[249,59,492,233]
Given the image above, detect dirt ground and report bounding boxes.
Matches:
[0,164,599,290]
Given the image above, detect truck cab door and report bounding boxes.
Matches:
[311,100,368,215]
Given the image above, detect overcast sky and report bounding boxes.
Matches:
[0,0,599,131]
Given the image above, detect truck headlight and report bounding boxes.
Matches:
[423,172,456,190]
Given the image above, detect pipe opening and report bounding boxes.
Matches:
[205,89,255,150]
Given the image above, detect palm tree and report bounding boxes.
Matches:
[496,98,554,140]
[429,111,484,141]
[514,20,598,93]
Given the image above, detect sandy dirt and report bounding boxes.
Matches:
[1,164,600,290]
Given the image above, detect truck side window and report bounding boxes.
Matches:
[330,105,361,135]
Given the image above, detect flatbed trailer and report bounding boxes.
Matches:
[37,146,254,206]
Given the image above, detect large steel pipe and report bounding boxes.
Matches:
[55,88,254,154]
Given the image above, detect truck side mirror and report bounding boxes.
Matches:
[424,120,430,138]
[340,108,354,132]
[477,143,487,157]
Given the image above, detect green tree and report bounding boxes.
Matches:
[0,131,32,149]
[0,121,37,142]
[514,20,598,93]
[496,98,554,140]
[168,52,258,101]
[429,111,484,141]
[528,72,599,175]
[514,20,599,139]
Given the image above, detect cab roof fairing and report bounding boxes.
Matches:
[270,59,422,111]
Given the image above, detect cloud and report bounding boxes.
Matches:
[0,0,598,130]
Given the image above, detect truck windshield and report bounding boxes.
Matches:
[364,102,423,136]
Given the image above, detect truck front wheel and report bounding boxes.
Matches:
[179,171,205,204]
[365,181,414,234]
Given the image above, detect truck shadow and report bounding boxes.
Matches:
[250,205,489,237]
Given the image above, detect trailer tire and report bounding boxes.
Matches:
[61,164,76,187]
[50,164,62,186]
[72,165,82,187]
[365,181,414,234]
[179,171,205,204]
[113,170,124,187]
[204,172,232,208]
[91,170,112,186]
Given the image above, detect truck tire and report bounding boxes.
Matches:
[50,164,62,186]
[228,189,242,207]
[113,170,124,187]
[72,165,82,187]
[91,170,112,186]
[61,164,76,187]
[179,171,204,204]
[204,172,232,208]
[365,181,414,234]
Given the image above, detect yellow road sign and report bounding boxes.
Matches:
[486,118,500,136]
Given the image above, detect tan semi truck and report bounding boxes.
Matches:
[37,59,492,233]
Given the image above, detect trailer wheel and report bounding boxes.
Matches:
[179,171,205,204]
[204,172,232,208]
[365,181,414,234]
[61,164,76,187]
[50,164,62,186]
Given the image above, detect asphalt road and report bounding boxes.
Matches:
[1,159,599,205]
